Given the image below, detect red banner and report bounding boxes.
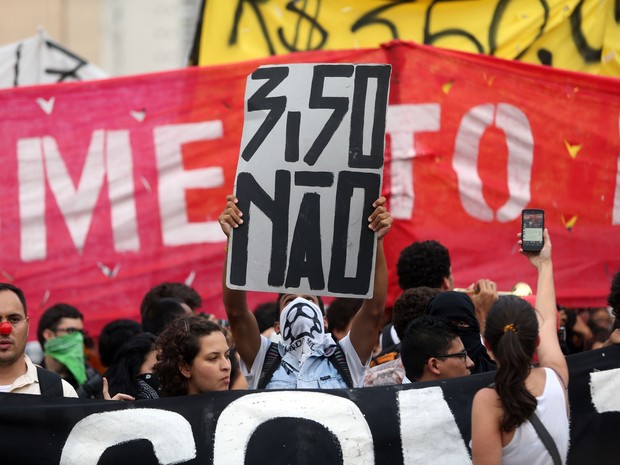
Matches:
[0,41,618,338]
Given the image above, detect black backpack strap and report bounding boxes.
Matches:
[529,412,563,465]
[258,341,354,389]
[327,343,354,388]
[257,342,282,389]
[36,366,64,397]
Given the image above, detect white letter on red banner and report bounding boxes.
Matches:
[18,130,139,261]
[453,103,533,222]
[154,122,225,246]
[386,104,441,220]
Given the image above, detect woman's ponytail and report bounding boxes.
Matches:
[484,296,540,432]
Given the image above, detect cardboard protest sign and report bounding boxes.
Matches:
[228,63,391,297]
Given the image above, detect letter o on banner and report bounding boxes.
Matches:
[452,103,534,223]
[60,409,196,465]
[213,391,375,464]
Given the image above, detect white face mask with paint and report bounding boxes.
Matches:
[279,297,330,368]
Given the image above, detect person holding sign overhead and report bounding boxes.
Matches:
[219,194,391,389]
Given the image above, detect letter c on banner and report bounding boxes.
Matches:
[213,391,375,464]
[60,409,196,464]
[452,103,534,222]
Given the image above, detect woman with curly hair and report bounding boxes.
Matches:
[154,315,231,396]
[471,229,569,465]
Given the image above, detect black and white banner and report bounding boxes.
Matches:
[228,63,391,298]
[0,346,618,465]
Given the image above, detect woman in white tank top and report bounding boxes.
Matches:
[471,229,570,465]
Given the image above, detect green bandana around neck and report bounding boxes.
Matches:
[44,331,87,385]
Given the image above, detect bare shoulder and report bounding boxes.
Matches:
[473,386,501,414]
[474,386,499,403]
[471,386,503,462]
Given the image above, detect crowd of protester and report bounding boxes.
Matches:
[1,194,619,465]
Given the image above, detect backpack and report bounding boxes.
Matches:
[257,342,354,389]
[370,346,400,367]
[371,323,401,367]
[36,366,64,397]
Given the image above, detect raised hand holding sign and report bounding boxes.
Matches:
[228,63,391,298]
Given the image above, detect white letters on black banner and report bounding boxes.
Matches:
[0,346,618,464]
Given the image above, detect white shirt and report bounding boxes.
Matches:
[4,355,78,397]
[502,367,570,465]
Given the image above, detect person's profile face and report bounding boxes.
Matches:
[184,332,231,394]
[435,337,473,379]
[0,290,29,366]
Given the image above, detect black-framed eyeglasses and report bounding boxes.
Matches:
[434,349,468,362]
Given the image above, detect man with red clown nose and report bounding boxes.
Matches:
[0,283,77,397]
[219,195,392,389]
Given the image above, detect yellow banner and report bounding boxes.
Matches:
[198,0,620,76]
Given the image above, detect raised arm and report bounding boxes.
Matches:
[349,197,392,364]
[219,195,262,369]
[521,229,568,386]
[468,278,499,336]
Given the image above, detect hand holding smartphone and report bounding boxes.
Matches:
[521,209,545,252]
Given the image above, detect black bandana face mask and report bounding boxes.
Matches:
[135,373,160,400]
[427,291,496,373]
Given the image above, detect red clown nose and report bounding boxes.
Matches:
[0,321,12,335]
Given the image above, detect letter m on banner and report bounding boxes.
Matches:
[17,131,139,261]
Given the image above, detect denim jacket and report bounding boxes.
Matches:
[242,334,366,389]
